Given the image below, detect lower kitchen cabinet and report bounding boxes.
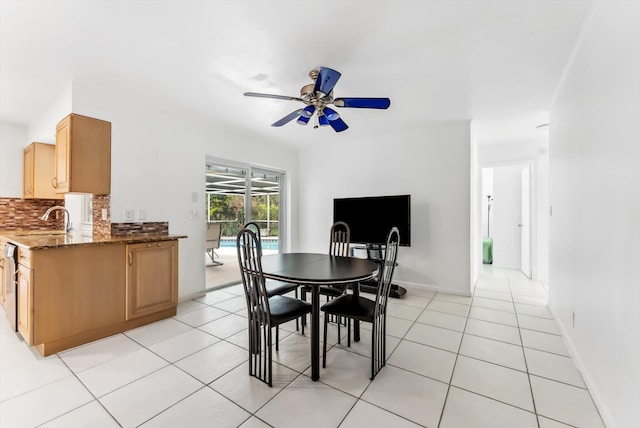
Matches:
[0,238,6,307]
[15,239,179,356]
[126,240,178,320]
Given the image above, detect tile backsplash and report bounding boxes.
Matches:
[92,195,111,236]
[0,198,64,230]
[1,195,169,238]
[110,221,169,237]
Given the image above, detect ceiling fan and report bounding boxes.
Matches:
[244,67,390,132]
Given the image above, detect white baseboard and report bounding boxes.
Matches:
[547,303,613,428]
[395,280,473,298]
[179,290,206,303]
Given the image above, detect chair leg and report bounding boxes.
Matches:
[300,288,307,330]
[337,316,341,345]
[370,323,375,380]
[295,288,300,331]
[347,319,351,347]
[275,326,279,351]
[323,313,329,368]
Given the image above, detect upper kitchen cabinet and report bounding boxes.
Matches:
[54,113,111,195]
[23,142,63,199]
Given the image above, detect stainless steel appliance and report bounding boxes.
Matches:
[4,242,18,331]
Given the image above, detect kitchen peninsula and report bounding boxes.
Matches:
[0,229,186,356]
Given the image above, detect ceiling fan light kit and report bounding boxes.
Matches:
[244,67,390,132]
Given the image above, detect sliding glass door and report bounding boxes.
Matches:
[249,168,282,254]
[205,160,285,288]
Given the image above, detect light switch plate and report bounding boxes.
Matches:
[137,209,147,220]
[101,209,108,221]
[125,209,135,221]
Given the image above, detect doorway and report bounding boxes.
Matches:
[482,163,533,278]
[204,160,285,289]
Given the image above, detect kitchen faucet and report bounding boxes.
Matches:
[40,206,72,232]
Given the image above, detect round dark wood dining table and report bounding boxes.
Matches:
[260,253,379,381]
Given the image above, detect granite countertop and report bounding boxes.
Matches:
[0,230,187,250]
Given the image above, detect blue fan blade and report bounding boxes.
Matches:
[324,107,340,121]
[313,67,342,96]
[333,98,390,109]
[328,117,349,132]
[297,115,310,125]
[271,109,303,127]
[301,105,316,118]
[318,114,330,126]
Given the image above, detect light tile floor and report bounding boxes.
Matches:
[0,267,606,428]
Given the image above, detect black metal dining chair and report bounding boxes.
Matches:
[237,228,312,387]
[244,221,303,332]
[321,226,399,380]
[300,221,351,339]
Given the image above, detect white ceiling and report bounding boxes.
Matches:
[0,0,593,147]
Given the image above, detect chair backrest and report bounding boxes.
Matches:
[244,221,261,242]
[236,228,270,325]
[206,222,221,249]
[329,221,350,257]
[374,226,400,318]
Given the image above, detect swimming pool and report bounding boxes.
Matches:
[220,237,279,251]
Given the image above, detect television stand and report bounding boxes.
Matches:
[357,244,407,298]
[359,281,407,298]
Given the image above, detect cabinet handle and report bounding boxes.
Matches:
[157,243,162,247]
[51,177,58,188]
[128,252,132,265]
[0,258,4,268]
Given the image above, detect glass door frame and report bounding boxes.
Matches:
[205,156,286,252]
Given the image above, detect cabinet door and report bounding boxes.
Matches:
[23,145,34,198]
[126,241,178,320]
[24,143,62,199]
[0,253,5,308]
[54,117,70,193]
[17,263,33,343]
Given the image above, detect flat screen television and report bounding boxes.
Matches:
[333,194,411,246]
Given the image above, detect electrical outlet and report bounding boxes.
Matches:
[125,209,135,221]
[137,209,147,220]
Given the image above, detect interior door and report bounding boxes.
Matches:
[520,165,532,278]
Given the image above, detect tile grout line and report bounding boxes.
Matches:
[508,273,542,428]
[50,351,124,428]
[436,291,473,428]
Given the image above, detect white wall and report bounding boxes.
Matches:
[0,84,72,198]
[298,121,472,295]
[21,80,299,301]
[549,2,640,427]
[0,122,27,197]
[26,83,72,145]
[469,125,481,289]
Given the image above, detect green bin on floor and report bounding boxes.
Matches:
[483,236,493,264]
